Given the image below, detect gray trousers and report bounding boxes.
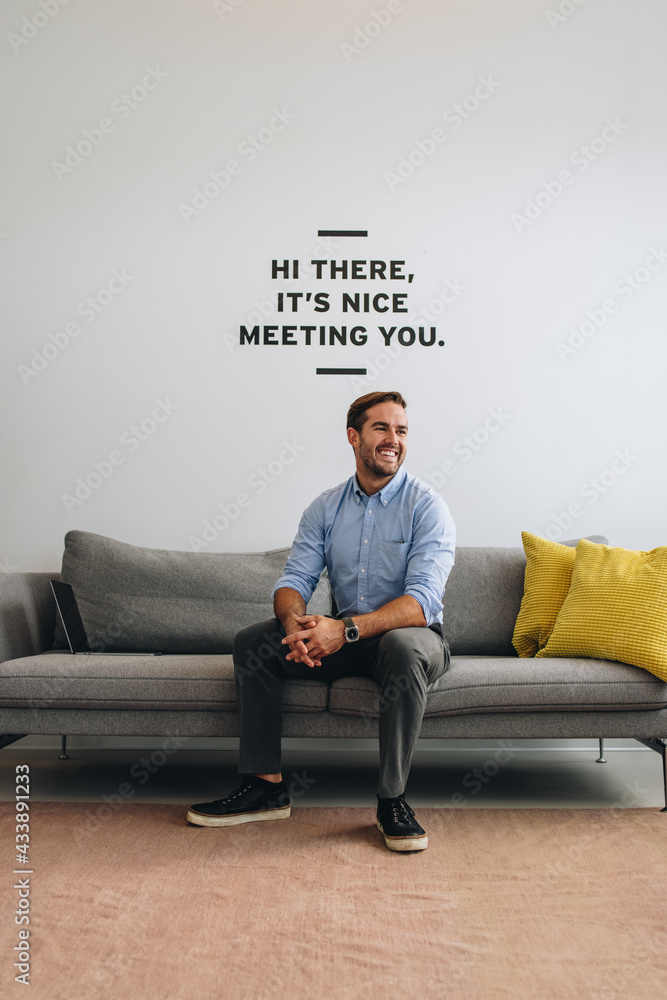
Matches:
[233,618,450,799]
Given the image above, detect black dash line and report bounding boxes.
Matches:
[316,368,367,376]
[317,230,368,237]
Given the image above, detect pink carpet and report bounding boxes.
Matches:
[1,803,666,1000]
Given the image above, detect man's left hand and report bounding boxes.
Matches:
[282,615,346,663]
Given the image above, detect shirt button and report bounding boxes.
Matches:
[360,596,364,601]
[364,539,368,544]
[367,509,372,514]
[361,568,365,573]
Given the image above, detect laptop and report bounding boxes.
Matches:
[51,580,161,655]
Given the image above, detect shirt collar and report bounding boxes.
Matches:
[353,466,407,506]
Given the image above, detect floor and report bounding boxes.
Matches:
[1,737,665,811]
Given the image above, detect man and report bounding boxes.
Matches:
[187,391,456,851]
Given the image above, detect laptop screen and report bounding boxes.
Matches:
[51,580,90,653]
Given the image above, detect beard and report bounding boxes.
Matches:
[356,435,405,479]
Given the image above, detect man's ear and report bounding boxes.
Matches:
[347,427,358,448]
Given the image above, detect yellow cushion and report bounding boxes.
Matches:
[535,539,667,681]
[512,532,579,657]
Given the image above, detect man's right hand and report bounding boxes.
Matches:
[280,614,321,668]
[274,588,321,667]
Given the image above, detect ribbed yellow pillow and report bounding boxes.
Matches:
[512,532,579,657]
[535,539,667,681]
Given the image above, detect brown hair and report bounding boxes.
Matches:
[346,391,407,432]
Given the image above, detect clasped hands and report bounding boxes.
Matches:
[282,614,347,668]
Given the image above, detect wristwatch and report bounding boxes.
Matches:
[343,617,360,643]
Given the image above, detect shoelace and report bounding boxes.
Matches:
[221,781,254,804]
[387,796,414,825]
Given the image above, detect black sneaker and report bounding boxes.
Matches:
[376,794,428,852]
[187,775,291,828]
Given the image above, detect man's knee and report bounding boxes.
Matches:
[233,619,284,684]
[376,628,446,684]
[378,627,443,663]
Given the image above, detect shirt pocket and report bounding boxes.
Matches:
[377,538,411,585]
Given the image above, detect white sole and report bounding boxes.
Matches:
[377,820,428,852]
[186,805,291,827]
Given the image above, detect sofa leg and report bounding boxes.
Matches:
[635,738,667,812]
[0,734,26,750]
[596,738,607,763]
[58,735,69,760]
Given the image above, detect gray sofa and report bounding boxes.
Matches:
[1,530,666,806]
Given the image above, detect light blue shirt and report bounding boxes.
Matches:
[273,467,456,626]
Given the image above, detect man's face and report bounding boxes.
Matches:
[349,401,408,480]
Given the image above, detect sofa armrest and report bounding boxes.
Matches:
[0,572,59,663]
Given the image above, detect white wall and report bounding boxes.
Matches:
[2,0,666,572]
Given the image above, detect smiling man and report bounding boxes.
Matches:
[187,391,456,851]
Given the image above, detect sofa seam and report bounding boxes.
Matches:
[0,697,327,709]
[330,678,665,692]
[0,674,329,686]
[329,700,667,717]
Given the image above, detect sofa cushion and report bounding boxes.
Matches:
[442,538,608,657]
[0,651,329,713]
[53,531,331,654]
[327,655,667,717]
[441,548,527,655]
[536,540,667,682]
[512,533,579,657]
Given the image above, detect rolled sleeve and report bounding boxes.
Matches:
[272,502,326,605]
[403,494,456,625]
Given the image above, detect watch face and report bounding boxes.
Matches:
[346,625,360,642]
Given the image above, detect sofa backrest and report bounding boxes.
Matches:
[442,536,609,655]
[0,572,58,663]
[2,532,611,660]
[442,547,526,655]
[53,531,331,654]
